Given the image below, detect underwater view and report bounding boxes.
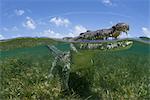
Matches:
[0,0,150,100]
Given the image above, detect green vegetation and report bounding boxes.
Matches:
[0,37,63,51]
[0,38,150,99]
[71,48,150,99]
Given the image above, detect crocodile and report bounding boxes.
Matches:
[73,23,129,41]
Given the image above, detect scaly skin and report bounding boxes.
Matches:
[112,31,121,39]
[74,23,129,40]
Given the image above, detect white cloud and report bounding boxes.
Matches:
[39,29,63,38]
[73,25,87,36]
[38,25,87,38]
[102,0,113,6]
[50,17,70,27]
[14,9,25,16]
[142,27,150,38]
[0,34,5,40]
[23,17,36,30]
[64,25,87,37]
[119,33,132,39]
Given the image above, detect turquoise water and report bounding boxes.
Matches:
[0,45,49,59]
[129,41,150,54]
[0,43,71,59]
[54,43,71,51]
[0,40,149,59]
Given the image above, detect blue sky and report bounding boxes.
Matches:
[0,0,150,39]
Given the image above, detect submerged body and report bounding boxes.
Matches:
[47,45,71,92]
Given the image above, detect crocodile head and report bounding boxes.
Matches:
[113,23,129,35]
